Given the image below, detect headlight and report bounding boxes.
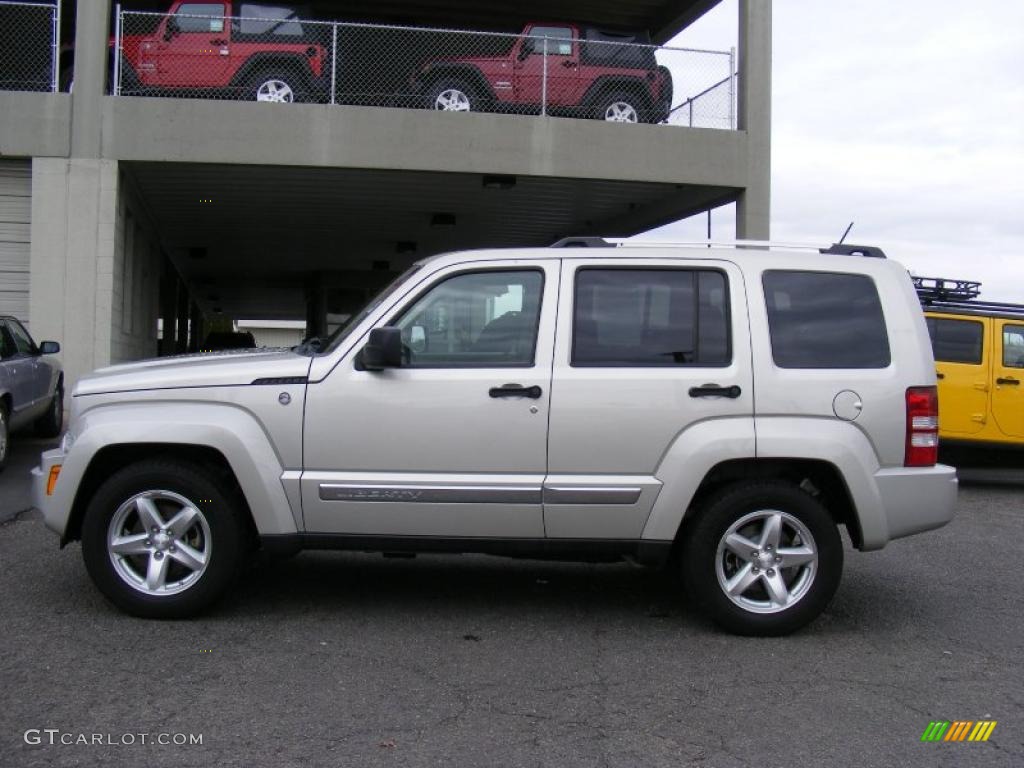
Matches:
[60,430,75,454]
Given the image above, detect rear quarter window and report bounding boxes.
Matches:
[763,270,890,369]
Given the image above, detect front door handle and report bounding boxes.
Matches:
[562,60,577,68]
[489,384,543,399]
[996,377,1020,386]
[210,38,227,45]
[689,384,742,399]
[936,371,945,380]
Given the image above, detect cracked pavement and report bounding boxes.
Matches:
[0,442,1021,767]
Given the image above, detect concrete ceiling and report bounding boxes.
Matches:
[116,0,721,43]
[125,161,736,320]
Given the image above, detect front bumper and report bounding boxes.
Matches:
[875,463,958,542]
[32,447,68,539]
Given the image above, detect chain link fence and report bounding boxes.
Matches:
[113,8,735,129]
[0,1,59,93]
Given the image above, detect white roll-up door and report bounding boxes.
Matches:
[0,160,31,324]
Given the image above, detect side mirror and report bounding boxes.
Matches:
[164,15,179,41]
[518,38,534,60]
[361,327,403,371]
[39,341,60,355]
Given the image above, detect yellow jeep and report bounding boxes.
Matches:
[917,277,1024,447]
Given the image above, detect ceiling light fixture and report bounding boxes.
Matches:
[482,175,516,190]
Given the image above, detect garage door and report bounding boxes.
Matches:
[0,159,31,324]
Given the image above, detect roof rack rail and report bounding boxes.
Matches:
[913,276,982,303]
[550,237,887,257]
[549,236,615,248]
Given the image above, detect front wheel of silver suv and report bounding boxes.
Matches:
[81,459,250,618]
[681,481,843,636]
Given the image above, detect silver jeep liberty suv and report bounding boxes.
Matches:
[34,239,957,635]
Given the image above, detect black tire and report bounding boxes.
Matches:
[248,71,305,103]
[34,379,63,438]
[427,78,478,113]
[80,459,251,618]
[596,90,645,123]
[680,481,843,636]
[0,402,9,473]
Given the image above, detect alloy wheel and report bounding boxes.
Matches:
[714,509,819,614]
[256,79,295,103]
[106,490,212,596]
[604,101,639,122]
[434,88,471,111]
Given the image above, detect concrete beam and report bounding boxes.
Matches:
[735,0,771,240]
[0,93,71,158]
[101,98,751,188]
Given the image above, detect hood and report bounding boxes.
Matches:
[74,348,313,396]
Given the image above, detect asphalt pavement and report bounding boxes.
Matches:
[0,441,1021,767]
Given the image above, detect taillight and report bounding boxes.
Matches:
[905,386,939,467]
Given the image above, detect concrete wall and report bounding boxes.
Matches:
[236,321,306,349]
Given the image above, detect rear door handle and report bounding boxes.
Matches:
[996,377,1020,386]
[936,371,945,380]
[689,384,742,399]
[489,384,543,399]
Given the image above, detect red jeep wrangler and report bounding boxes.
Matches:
[62,2,329,102]
[412,23,673,123]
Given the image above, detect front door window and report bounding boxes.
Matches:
[393,270,544,367]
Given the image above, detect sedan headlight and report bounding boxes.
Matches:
[59,430,75,455]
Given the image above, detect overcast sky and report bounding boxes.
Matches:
[649,0,1024,302]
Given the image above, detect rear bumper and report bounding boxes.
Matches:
[875,463,958,542]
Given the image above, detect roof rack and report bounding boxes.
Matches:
[913,276,981,303]
[550,237,887,258]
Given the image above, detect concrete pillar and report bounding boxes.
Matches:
[305,276,328,340]
[175,278,189,353]
[29,157,119,392]
[70,0,112,158]
[158,256,178,356]
[188,301,203,352]
[736,0,771,241]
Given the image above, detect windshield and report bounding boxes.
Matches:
[317,265,423,354]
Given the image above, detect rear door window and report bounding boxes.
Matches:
[763,271,890,369]
[1003,324,1024,368]
[572,269,730,367]
[925,317,984,364]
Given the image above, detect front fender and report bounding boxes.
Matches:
[45,401,300,539]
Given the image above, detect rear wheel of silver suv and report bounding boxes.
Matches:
[681,481,843,636]
[81,459,249,618]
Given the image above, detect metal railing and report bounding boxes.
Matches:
[0,0,59,93]
[113,9,736,129]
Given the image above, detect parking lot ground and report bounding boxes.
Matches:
[0,434,57,525]
[0,459,1021,767]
